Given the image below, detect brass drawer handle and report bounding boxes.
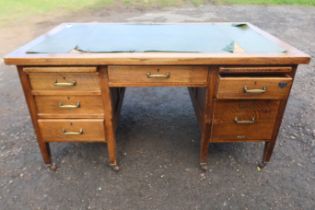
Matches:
[243,86,267,94]
[237,135,247,139]
[54,80,77,87]
[234,117,255,124]
[146,72,170,79]
[58,101,80,109]
[63,128,83,135]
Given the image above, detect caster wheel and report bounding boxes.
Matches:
[109,164,120,172]
[47,163,57,171]
[200,163,208,171]
[257,162,267,171]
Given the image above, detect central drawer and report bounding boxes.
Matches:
[211,100,280,141]
[38,119,106,142]
[108,66,208,86]
[35,95,104,118]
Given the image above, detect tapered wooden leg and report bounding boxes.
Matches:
[18,68,56,170]
[189,87,209,170]
[259,96,293,169]
[200,124,210,171]
[39,142,52,164]
[33,126,56,170]
[259,141,276,168]
[201,70,216,171]
[99,67,120,172]
[198,70,216,171]
[189,70,216,171]
[259,68,297,169]
[263,141,275,162]
[106,122,119,171]
[38,141,57,171]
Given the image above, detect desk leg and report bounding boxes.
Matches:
[259,141,275,168]
[200,70,216,171]
[99,67,119,171]
[189,87,209,170]
[18,67,54,170]
[200,123,210,171]
[189,69,217,171]
[40,143,57,171]
[106,123,119,171]
[260,100,288,168]
[259,67,296,169]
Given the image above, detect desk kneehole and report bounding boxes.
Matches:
[107,66,209,87]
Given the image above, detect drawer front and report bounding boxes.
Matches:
[35,96,104,118]
[216,75,292,99]
[219,66,292,74]
[211,100,280,141]
[28,72,100,92]
[108,66,208,86]
[38,119,105,142]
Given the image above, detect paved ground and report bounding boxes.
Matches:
[0,4,315,210]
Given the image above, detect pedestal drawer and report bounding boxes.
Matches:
[35,95,104,118]
[211,100,280,141]
[27,72,100,93]
[216,74,292,99]
[38,119,106,142]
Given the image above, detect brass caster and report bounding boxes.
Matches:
[47,163,57,171]
[257,162,267,171]
[200,162,208,171]
[109,163,120,172]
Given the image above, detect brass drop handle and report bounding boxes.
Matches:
[63,128,83,135]
[237,135,247,139]
[146,72,170,79]
[243,86,267,94]
[54,80,77,87]
[58,101,80,109]
[234,116,255,124]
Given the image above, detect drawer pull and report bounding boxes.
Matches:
[146,72,170,79]
[237,135,247,139]
[234,117,255,124]
[63,128,83,135]
[243,86,267,94]
[54,80,77,87]
[58,101,80,109]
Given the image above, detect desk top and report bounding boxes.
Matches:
[4,23,310,65]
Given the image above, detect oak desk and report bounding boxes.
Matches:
[4,23,310,171]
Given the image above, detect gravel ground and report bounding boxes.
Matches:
[0,4,314,210]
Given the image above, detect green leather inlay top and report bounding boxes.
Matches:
[27,23,285,54]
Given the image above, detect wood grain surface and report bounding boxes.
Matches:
[35,95,104,118]
[38,119,106,142]
[216,74,292,99]
[108,65,208,87]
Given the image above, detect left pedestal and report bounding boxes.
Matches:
[17,66,124,171]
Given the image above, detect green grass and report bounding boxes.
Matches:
[118,0,315,6]
[223,0,315,6]
[0,0,113,17]
[0,0,314,24]
[0,0,198,24]
[121,0,204,7]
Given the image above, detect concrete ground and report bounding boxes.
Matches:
[0,4,315,210]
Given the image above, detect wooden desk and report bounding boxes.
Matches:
[4,23,310,171]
